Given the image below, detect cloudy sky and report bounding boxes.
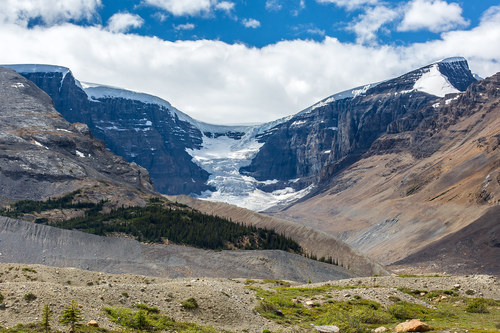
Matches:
[0,0,499,124]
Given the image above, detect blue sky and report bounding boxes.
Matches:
[0,0,499,124]
[95,0,498,47]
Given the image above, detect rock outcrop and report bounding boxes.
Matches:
[0,67,153,201]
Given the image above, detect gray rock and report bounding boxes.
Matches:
[0,67,153,201]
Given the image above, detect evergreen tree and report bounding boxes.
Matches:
[60,299,83,333]
[39,304,52,333]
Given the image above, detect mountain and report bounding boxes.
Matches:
[4,57,477,212]
[0,65,375,279]
[0,67,153,204]
[2,65,216,195]
[240,57,476,192]
[274,72,500,275]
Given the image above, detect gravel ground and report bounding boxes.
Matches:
[0,263,498,332]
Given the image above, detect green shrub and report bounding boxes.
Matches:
[22,268,37,273]
[24,293,37,302]
[466,299,489,313]
[388,302,432,320]
[135,303,159,314]
[181,298,199,310]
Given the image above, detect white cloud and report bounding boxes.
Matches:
[316,0,379,11]
[174,23,195,30]
[242,18,261,29]
[348,6,398,44]
[152,12,168,22]
[0,6,499,125]
[0,0,101,26]
[215,1,235,13]
[307,28,326,36]
[399,0,469,32]
[291,0,306,16]
[143,0,211,16]
[107,13,144,33]
[266,0,282,11]
[143,0,232,16]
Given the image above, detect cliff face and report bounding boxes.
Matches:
[8,68,211,195]
[0,67,153,201]
[241,58,477,186]
[82,96,212,194]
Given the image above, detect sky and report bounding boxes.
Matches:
[0,0,499,124]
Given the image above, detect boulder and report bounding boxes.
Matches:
[395,319,431,332]
[374,327,388,333]
[313,325,340,333]
[87,320,99,327]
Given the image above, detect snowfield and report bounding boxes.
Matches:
[186,133,313,211]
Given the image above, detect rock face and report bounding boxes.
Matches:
[241,58,476,185]
[0,67,153,201]
[5,66,211,195]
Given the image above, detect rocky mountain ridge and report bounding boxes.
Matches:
[0,67,153,203]
[5,58,477,210]
[275,72,500,275]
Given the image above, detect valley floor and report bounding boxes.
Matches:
[0,263,498,332]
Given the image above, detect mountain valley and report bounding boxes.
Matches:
[3,57,498,277]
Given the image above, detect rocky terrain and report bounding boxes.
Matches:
[0,262,498,332]
[275,73,500,275]
[167,195,387,277]
[0,67,153,203]
[0,216,354,283]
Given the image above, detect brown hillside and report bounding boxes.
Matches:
[273,73,500,275]
[166,195,388,277]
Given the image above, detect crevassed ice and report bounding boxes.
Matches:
[186,134,313,211]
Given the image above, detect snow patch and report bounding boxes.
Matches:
[445,95,460,105]
[32,140,49,150]
[4,64,70,89]
[76,150,85,158]
[309,83,379,112]
[413,64,460,97]
[10,83,25,88]
[291,120,307,127]
[57,128,72,133]
[435,57,466,64]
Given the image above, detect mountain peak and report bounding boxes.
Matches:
[435,56,467,64]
